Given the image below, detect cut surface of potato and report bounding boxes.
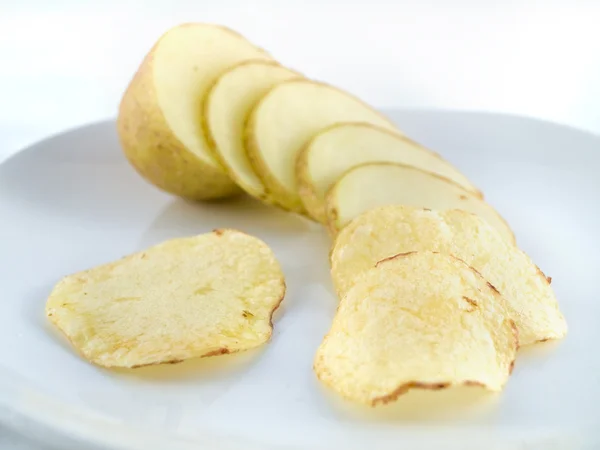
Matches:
[246,80,402,213]
[46,229,285,368]
[330,206,567,346]
[117,23,272,200]
[297,123,481,222]
[204,61,302,201]
[315,251,518,406]
[326,162,514,243]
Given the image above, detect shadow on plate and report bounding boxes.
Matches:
[137,196,314,249]
[514,339,566,370]
[110,346,267,383]
[314,377,500,423]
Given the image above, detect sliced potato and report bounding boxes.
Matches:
[330,206,567,346]
[204,61,302,201]
[117,23,272,200]
[315,251,518,406]
[325,162,514,243]
[46,229,285,368]
[297,123,481,222]
[246,80,402,213]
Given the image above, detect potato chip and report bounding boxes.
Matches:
[46,229,285,368]
[315,251,518,406]
[330,206,567,345]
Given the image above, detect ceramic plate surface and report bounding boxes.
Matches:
[0,111,598,450]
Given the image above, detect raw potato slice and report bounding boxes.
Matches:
[330,206,567,345]
[46,229,285,368]
[325,162,514,244]
[297,123,481,222]
[204,61,302,201]
[315,251,518,406]
[246,80,402,213]
[117,23,273,200]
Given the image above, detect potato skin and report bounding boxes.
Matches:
[244,111,305,213]
[244,80,400,217]
[202,60,303,203]
[295,142,326,221]
[117,42,241,201]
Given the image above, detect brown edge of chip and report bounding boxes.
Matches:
[371,381,451,406]
[510,319,520,352]
[486,281,500,295]
[468,264,503,295]
[130,358,185,369]
[462,296,478,312]
[535,264,552,284]
[463,380,486,387]
[130,348,232,369]
[375,253,503,301]
[268,280,287,330]
[375,251,417,267]
[371,378,496,406]
[374,251,520,347]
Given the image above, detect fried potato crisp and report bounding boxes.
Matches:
[315,251,518,406]
[330,206,567,345]
[46,229,285,368]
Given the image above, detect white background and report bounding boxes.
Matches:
[1,0,600,161]
[0,1,599,448]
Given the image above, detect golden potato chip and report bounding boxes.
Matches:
[315,251,518,406]
[330,206,567,345]
[46,229,285,368]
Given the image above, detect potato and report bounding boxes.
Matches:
[46,229,285,368]
[315,251,518,406]
[204,61,302,201]
[245,80,402,214]
[117,23,273,201]
[325,162,514,243]
[297,123,481,222]
[330,206,567,346]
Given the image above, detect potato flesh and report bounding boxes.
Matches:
[46,230,285,368]
[247,80,400,212]
[204,61,301,198]
[315,251,517,406]
[299,123,480,222]
[330,206,567,345]
[326,162,514,243]
[154,25,272,168]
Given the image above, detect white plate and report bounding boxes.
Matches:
[0,110,598,450]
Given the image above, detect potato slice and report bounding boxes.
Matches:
[330,206,567,345]
[246,80,402,213]
[297,123,481,222]
[325,162,514,243]
[315,251,518,406]
[117,23,273,201]
[204,61,302,201]
[46,229,285,368]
